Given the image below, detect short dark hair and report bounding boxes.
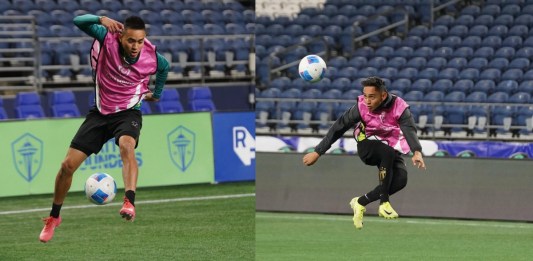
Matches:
[361,76,387,92]
[124,16,145,30]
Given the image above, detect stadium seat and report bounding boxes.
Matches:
[15,92,45,119]
[50,91,80,118]
[410,79,432,93]
[501,69,523,82]
[469,25,489,37]
[474,47,494,59]
[462,36,482,49]
[406,57,427,70]
[187,87,216,112]
[438,68,459,81]
[156,88,184,113]
[418,68,439,81]
[488,92,509,103]
[426,57,447,70]
[498,80,519,94]
[367,57,387,69]
[473,80,496,94]
[518,81,533,94]
[403,90,424,102]
[441,36,461,48]
[509,92,531,104]
[430,79,453,93]
[387,57,407,68]
[454,15,474,27]
[422,36,442,48]
[516,47,533,60]
[390,78,411,93]
[479,68,501,81]
[450,79,474,93]
[0,97,7,120]
[488,58,509,70]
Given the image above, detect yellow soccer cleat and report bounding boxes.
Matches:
[379,202,399,219]
[349,197,366,230]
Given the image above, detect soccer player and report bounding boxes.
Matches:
[302,76,426,230]
[39,14,170,243]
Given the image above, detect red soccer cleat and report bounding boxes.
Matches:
[39,216,62,243]
[119,197,135,221]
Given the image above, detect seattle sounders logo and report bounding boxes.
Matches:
[11,133,43,182]
[167,125,195,172]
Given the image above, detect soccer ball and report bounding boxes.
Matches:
[298,55,327,83]
[85,172,117,205]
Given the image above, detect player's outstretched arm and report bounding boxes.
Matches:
[303,152,320,166]
[73,14,122,42]
[411,151,426,170]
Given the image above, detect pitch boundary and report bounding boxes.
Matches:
[256,212,533,229]
[0,193,255,215]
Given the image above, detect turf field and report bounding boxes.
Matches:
[0,182,254,261]
[256,212,533,261]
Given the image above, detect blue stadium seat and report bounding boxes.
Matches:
[507,25,528,37]
[462,36,482,49]
[57,0,80,12]
[410,79,432,93]
[397,67,418,81]
[441,36,461,48]
[0,96,7,120]
[498,80,519,94]
[352,47,374,59]
[426,57,447,70]
[390,78,411,93]
[514,14,533,26]
[402,36,422,48]
[374,46,395,59]
[509,92,531,104]
[494,47,515,59]
[461,5,481,16]
[367,57,387,69]
[50,91,80,118]
[382,36,403,48]
[448,25,469,37]
[479,68,501,81]
[408,25,428,37]
[187,87,216,112]
[518,81,533,93]
[469,25,489,37]
[487,92,509,103]
[145,0,166,12]
[454,15,474,27]
[140,10,164,26]
[430,79,453,93]
[432,47,453,59]
[418,68,439,81]
[422,36,442,48]
[450,79,474,93]
[15,92,45,119]
[438,68,459,81]
[122,0,145,12]
[502,36,522,48]
[474,47,494,59]
[434,14,455,26]
[501,4,521,16]
[387,57,407,68]
[428,25,448,37]
[473,80,496,94]
[447,57,468,70]
[488,57,509,70]
[494,14,514,26]
[508,58,530,70]
[516,47,533,59]
[481,5,501,16]
[156,89,184,113]
[523,69,533,81]
[501,69,523,81]
[466,92,488,103]
[406,57,427,70]
[457,68,480,84]
[413,47,433,58]
[331,77,352,92]
[482,36,502,49]
[403,90,424,102]
[342,90,361,100]
[347,57,368,69]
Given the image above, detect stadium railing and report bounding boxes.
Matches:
[0,15,41,91]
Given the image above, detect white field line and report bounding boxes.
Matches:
[0,193,255,215]
[256,212,533,229]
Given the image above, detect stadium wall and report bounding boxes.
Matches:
[0,112,255,197]
[256,152,533,222]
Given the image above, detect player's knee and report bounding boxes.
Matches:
[396,169,408,190]
[60,160,76,177]
[119,139,136,158]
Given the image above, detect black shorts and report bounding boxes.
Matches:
[70,108,142,156]
[357,139,407,173]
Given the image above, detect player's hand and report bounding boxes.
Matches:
[411,151,426,170]
[144,92,159,102]
[303,152,320,166]
[100,16,124,33]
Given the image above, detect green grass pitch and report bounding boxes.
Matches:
[0,182,254,260]
[256,212,533,261]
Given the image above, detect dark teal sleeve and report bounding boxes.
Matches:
[152,52,169,99]
[73,14,107,44]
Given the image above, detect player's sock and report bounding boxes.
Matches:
[50,203,62,218]
[357,194,371,206]
[125,190,136,206]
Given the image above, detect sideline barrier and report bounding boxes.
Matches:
[0,113,215,197]
[213,112,255,183]
[256,152,533,222]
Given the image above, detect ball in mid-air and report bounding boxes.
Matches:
[298,55,327,83]
[85,172,117,205]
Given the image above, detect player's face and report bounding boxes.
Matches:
[120,29,146,58]
[363,86,387,112]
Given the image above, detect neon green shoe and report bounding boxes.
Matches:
[379,202,399,219]
[349,197,366,229]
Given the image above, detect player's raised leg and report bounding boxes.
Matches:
[40,148,88,243]
[118,135,138,221]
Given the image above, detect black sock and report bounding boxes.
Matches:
[357,194,371,206]
[125,190,135,206]
[50,203,62,218]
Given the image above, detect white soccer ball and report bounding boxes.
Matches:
[85,172,117,205]
[298,55,327,83]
